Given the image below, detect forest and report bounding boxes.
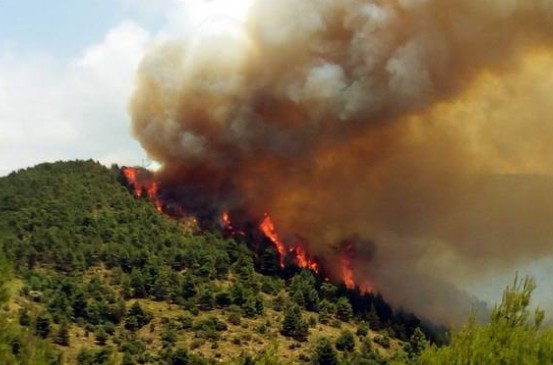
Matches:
[0,160,551,364]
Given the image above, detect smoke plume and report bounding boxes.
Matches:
[129,0,553,323]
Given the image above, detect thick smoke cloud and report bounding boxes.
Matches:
[129,0,553,323]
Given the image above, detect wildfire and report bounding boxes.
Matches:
[121,167,163,212]
[121,167,373,292]
[290,245,320,273]
[122,167,141,196]
[258,215,320,273]
[340,256,355,289]
[259,214,287,268]
[359,280,374,294]
[339,241,356,290]
[222,211,232,230]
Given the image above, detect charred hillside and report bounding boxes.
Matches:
[0,160,442,365]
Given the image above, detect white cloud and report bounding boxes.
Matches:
[0,21,151,175]
[0,0,259,176]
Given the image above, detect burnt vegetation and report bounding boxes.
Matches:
[0,160,551,364]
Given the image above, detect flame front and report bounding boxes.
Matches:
[122,168,373,292]
[259,214,287,268]
[290,245,319,273]
[339,241,356,290]
[121,167,163,212]
[340,256,355,290]
[122,167,141,196]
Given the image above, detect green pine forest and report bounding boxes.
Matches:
[0,160,552,365]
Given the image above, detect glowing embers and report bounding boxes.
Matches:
[222,211,232,230]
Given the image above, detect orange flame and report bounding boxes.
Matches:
[359,280,374,294]
[290,245,320,273]
[122,167,163,212]
[122,167,141,196]
[259,214,287,268]
[222,211,232,230]
[122,169,373,291]
[339,241,356,289]
[340,255,355,289]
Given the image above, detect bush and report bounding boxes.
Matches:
[54,322,70,346]
[95,327,108,345]
[281,305,309,342]
[335,330,355,352]
[103,322,116,335]
[190,339,205,350]
[124,302,152,332]
[178,314,193,330]
[357,322,369,337]
[35,313,51,338]
[374,335,390,348]
[312,338,338,365]
[228,312,241,326]
[257,324,268,334]
[18,308,31,326]
[336,297,353,322]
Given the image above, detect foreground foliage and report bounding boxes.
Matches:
[418,276,553,365]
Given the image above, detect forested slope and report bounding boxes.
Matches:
[0,160,432,364]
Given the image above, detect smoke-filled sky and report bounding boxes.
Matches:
[4,0,553,323]
[129,0,553,323]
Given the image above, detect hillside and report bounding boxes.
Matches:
[0,160,430,365]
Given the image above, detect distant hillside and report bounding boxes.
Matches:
[0,160,435,365]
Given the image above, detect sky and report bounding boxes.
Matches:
[0,0,179,176]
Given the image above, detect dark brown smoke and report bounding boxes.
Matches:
[129,0,553,323]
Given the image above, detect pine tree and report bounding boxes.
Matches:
[95,327,108,345]
[72,290,88,319]
[125,302,152,331]
[407,327,428,359]
[171,348,190,365]
[281,306,300,338]
[54,322,70,346]
[181,273,198,299]
[130,269,147,298]
[336,297,353,322]
[356,322,369,337]
[313,338,339,365]
[198,290,215,311]
[35,314,51,339]
[336,329,355,352]
[281,305,309,341]
[419,275,553,365]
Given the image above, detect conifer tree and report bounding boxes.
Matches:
[54,322,70,347]
[313,338,338,365]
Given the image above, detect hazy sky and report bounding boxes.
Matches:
[0,0,174,176]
